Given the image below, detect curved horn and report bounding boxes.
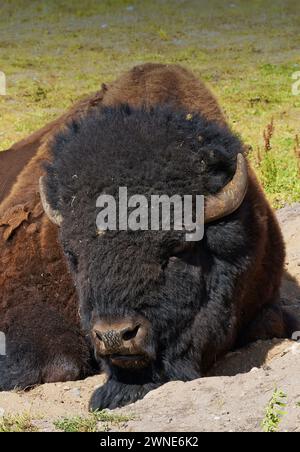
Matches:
[204,153,248,223]
[39,176,63,226]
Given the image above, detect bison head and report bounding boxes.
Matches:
[40,105,248,408]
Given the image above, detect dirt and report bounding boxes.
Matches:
[0,204,299,432]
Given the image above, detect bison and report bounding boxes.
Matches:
[0,64,293,409]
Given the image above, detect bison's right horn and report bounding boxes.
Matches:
[204,153,248,223]
[39,176,63,226]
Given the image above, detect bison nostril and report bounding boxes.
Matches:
[122,324,140,341]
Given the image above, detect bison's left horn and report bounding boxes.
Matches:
[204,153,248,223]
[39,176,63,226]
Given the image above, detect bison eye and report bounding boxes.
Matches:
[170,241,193,257]
[65,250,78,271]
[164,249,186,268]
[167,241,198,267]
[169,256,181,264]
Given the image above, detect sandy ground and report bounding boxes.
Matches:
[0,204,299,432]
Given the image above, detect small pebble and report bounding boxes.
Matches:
[70,388,81,398]
[291,342,300,354]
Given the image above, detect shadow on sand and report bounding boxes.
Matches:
[209,269,300,377]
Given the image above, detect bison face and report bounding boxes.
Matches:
[40,106,248,403]
[61,227,210,376]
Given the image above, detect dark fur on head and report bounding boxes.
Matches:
[43,105,285,409]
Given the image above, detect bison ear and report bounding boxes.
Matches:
[204,153,248,223]
[39,176,63,226]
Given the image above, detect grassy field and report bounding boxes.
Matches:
[0,0,299,207]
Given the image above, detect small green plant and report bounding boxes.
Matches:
[93,410,132,423]
[156,28,169,41]
[53,410,133,432]
[0,413,38,432]
[53,415,97,432]
[262,389,287,433]
[34,85,48,102]
[257,120,278,190]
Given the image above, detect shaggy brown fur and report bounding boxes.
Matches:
[0,63,286,389]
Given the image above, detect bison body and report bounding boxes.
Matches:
[0,64,289,409]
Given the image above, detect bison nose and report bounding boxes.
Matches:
[95,325,140,349]
[95,329,123,350]
[92,318,146,354]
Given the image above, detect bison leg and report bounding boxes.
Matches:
[0,303,96,391]
[89,379,159,411]
[89,363,162,410]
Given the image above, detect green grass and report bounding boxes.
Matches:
[0,410,132,432]
[262,389,287,433]
[0,413,38,432]
[0,0,299,207]
[53,410,133,432]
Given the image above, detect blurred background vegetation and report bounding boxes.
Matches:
[0,0,299,207]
